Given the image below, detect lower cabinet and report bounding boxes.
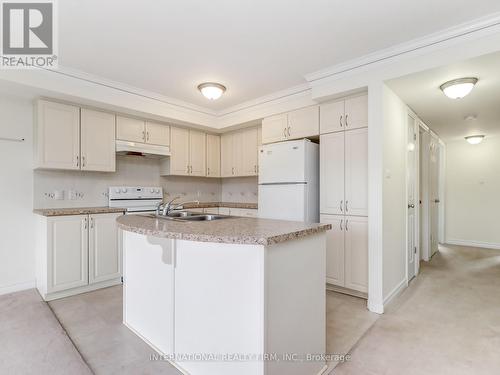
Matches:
[36,212,123,301]
[203,207,219,214]
[229,208,258,218]
[320,214,368,294]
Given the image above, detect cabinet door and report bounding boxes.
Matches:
[80,109,116,172]
[220,133,234,177]
[35,100,80,170]
[320,132,345,215]
[232,131,244,176]
[230,208,258,218]
[320,100,344,134]
[320,214,345,287]
[47,215,88,293]
[240,127,258,176]
[345,128,368,216]
[189,130,206,176]
[145,122,170,146]
[288,106,319,140]
[262,113,287,144]
[206,134,221,177]
[88,213,122,284]
[116,116,145,143]
[344,216,368,293]
[344,95,368,130]
[170,127,190,175]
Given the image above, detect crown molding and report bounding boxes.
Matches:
[304,12,500,83]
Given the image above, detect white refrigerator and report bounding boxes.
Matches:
[258,139,319,222]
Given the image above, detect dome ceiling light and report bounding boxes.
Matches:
[197,82,226,100]
[465,135,485,145]
[440,77,478,99]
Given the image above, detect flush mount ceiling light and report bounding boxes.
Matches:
[465,135,485,145]
[197,82,226,100]
[440,77,478,99]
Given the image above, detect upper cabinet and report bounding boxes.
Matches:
[34,100,115,172]
[206,134,221,178]
[262,106,319,144]
[116,116,170,146]
[161,127,206,176]
[221,127,259,177]
[320,94,368,134]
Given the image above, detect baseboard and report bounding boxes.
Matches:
[367,299,384,314]
[0,279,36,296]
[445,239,500,250]
[41,278,122,301]
[326,283,368,300]
[383,278,407,307]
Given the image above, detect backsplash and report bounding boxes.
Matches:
[34,156,258,208]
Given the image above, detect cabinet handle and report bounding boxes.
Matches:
[187,165,190,174]
[340,115,343,128]
[146,132,150,141]
[207,167,210,176]
[340,200,343,213]
[190,165,193,173]
[345,219,349,231]
[142,130,146,141]
[345,200,348,212]
[345,114,349,127]
[287,126,291,137]
[283,128,287,138]
[76,155,79,167]
[82,156,86,168]
[232,167,234,175]
[254,165,257,173]
[84,218,87,229]
[340,219,343,231]
[90,217,94,229]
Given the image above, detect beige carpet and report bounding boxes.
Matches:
[333,244,500,374]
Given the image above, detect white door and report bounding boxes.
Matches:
[259,140,306,184]
[80,109,116,172]
[88,213,122,284]
[321,214,345,287]
[319,100,345,134]
[116,116,145,143]
[262,113,288,144]
[407,115,417,281]
[288,106,319,140]
[189,130,206,176]
[320,132,345,215]
[170,127,190,175]
[344,216,368,293]
[47,215,88,293]
[145,122,170,146]
[240,127,258,176]
[430,135,440,256]
[345,128,368,216]
[206,134,221,177]
[258,184,307,221]
[344,95,368,130]
[35,100,80,170]
[221,133,234,177]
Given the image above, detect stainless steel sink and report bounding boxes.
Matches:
[141,212,230,222]
[167,211,200,217]
[178,214,229,221]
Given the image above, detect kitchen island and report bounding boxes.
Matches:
[117,214,331,375]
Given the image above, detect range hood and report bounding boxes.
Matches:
[116,140,170,158]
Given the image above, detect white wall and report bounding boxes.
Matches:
[0,95,36,294]
[381,86,407,300]
[445,135,500,248]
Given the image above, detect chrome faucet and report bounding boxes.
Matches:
[160,196,200,216]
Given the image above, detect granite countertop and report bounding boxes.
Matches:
[116,214,331,246]
[182,202,258,210]
[33,207,126,216]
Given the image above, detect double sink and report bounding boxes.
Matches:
[144,210,231,222]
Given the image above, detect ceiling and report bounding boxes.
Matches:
[58,0,500,111]
[387,51,500,142]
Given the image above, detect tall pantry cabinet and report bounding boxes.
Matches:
[320,94,368,295]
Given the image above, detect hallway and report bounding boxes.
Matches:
[333,244,500,374]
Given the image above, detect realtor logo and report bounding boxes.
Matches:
[1,0,57,68]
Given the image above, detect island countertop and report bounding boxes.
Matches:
[117,214,331,246]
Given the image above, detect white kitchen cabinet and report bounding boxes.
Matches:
[36,212,123,301]
[203,207,219,214]
[257,126,262,146]
[229,208,258,218]
[221,133,234,177]
[46,215,88,293]
[320,94,368,134]
[345,128,368,216]
[189,130,206,176]
[34,100,81,170]
[206,134,221,177]
[240,127,258,176]
[145,121,170,146]
[320,132,345,215]
[88,213,122,284]
[221,127,259,177]
[116,116,145,143]
[320,215,344,287]
[262,113,287,144]
[80,109,116,172]
[344,216,368,293]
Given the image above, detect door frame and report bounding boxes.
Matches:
[419,126,431,262]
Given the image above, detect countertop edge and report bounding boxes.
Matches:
[33,207,127,217]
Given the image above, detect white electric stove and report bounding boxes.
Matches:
[108,186,163,214]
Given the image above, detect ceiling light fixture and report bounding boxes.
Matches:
[465,135,485,145]
[197,82,226,100]
[440,77,478,99]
